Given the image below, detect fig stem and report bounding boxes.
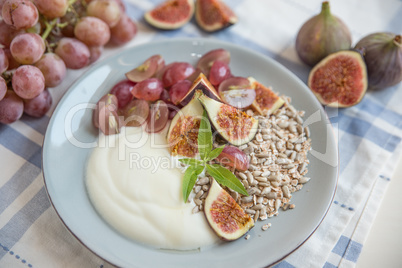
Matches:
[320,1,331,16]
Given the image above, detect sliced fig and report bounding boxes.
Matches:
[308,50,368,108]
[180,73,221,106]
[204,179,254,241]
[248,77,284,115]
[198,93,258,146]
[144,0,194,30]
[295,1,352,67]
[195,0,237,32]
[167,96,204,157]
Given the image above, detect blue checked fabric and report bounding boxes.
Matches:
[1,0,401,267]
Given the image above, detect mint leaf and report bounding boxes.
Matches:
[206,145,225,161]
[179,158,203,167]
[197,109,212,161]
[206,164,249,196]
[182,165,205,202]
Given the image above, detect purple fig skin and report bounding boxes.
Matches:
[295,1,352,67]
[355,33,402,90]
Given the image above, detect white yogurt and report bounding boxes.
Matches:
[86,127,219,250]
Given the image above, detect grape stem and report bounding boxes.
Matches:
[41,19,58,41]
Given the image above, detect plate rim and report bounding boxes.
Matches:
[42,37,339,267]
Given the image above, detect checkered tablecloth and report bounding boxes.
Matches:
[1,0,401,267]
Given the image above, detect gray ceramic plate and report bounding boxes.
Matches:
[42,38,338,268]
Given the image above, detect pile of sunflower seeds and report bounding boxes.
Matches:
[190,95,312,223]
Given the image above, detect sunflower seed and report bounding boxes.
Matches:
[299,177,311,184]
[305,127,311,138]
[238,172,247,180]
[282,185,291,198]
[245,209,256,215]
[197,177,209,185]
[195,190,204,199]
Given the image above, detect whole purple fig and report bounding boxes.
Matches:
[355,33,402,89]
[295,1,352,67]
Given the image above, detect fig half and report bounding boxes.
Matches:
[204,179,254,241]
[195,0,237,32]
[167,96,203,157]
[308,50,368,108]
[144,0,194,30]
[198,93,258,146]
[248,77,284,115]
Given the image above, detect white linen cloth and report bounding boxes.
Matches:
[1,0,401,267]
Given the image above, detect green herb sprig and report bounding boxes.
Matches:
[179,109,249,202]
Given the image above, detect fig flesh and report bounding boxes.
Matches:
[308,50,368,108]
[180,73,221,106]
[195,0,237,32]
[248,77,284,115]
[355,33,402,89]
[204,179,254,241]
[144,0,194,30]
[295,1,352,67]
[198,93,258,146]
[167,96,203,157]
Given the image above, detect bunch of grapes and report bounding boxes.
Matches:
[0,0,137,124]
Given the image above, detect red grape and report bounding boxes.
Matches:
[160,89,171,103]
[131,78,164,101]
[209,60,231,86]
[169,80,192,105]
[111,0,125,11]
[12,65,45,99]
[88,46,103,64]
[34,53,67,87]
[23,88,52,117]
[32,0,68,18]
[0,20,24,47]
[162,62,195,88]
[218,76,256,109]
[87,0,121,27]
[0,90,24,124]
[218,77,256,109]
[98,104,120,135]
[168,109,178,120]
[3,48,20,70]
[196,49,230,76]
[120,99,149,127]
[10,33,45,64]
[93,93,118,129]
[145,100,168,133]
[126,55,164,83]
[0,48,9,74]
[220,89,256,109]
[215,146,249,171]
[185,67,202,83]
[55,37,90,69]
[2,0,39,30]
[110,14,137,45]
[218,76,250,93]
[109,79,135,108]
[0,76,7,101]
[74,16,111,47]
